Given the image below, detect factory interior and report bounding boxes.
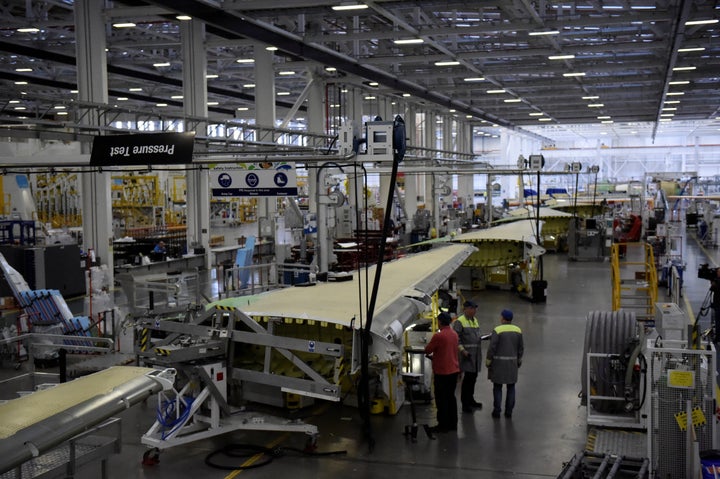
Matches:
[1,1,720,478]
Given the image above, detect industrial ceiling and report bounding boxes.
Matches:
[0,0,718,143]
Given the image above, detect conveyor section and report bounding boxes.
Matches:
[0,366,175,474]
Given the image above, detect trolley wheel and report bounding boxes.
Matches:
[142,447,161,466]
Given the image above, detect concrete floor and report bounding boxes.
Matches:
[2,225,719,479]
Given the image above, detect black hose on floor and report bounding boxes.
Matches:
[204,443,347,471]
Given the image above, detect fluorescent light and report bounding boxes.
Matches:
[176,15,192,21]
[278,71,295,75]
[394,38,424,45]
[661,107,677,111]
[435,61,460,66]
[672,66,696,71]
[466,115,473,118]
[402,93,411,97]
[504,98,522,103]
[538,118,552,121]
[170,95,184,99]
[660,113,675,117]
[602,5,623,9]
[582,96,599,100]
[529,30,559,36]
[659,118,672,122]
[449,109,456,113]
[117,97,128,101]
[486,89,506,94]
[153,62,171,67]
[666,92,685,96]
[464,77,485,82]
[156,103,168,107]
[266,46,278,51]
[15,68,32,72]
[243,83,255,88]
[588,103,604,107]
[8,100,19,104]
[664,100,680,104]
[277,92,290,96]
[237,107,249,111]
[563,72,586,77]
[601,120,614,124]
[17,28,39,33]
[70,90,78,94]
[332,4,368,11]
[368,82,379,86]
[631,5,656,9]
[325,67,337,72]
[207,101,219,105]
[14,81,27,85]
[54,105,66,110]
[529,112,544,116]
[685,19,718,26]
[364,96,376,100]
[669,80,689,85]
[678,47,705,52]
[56,111,68,116]
[597,116,611,120]
[206,74,218,79]
[548,54,575,60]
[14,107,26,110]
[236,58,255,64]
[112,23,136,28]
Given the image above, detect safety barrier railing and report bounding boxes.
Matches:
[611,242,658,319]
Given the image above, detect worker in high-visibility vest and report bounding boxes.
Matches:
[452,300,484,413]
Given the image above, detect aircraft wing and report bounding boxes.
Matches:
[0,367,175,473]
[451,219,546,267]
[214,243,475,352]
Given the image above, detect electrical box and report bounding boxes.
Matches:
[364,121,394,162]
[528,154,545,170]
[654,302,686,340]
[337,123,354,156]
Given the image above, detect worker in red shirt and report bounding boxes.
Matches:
[424,311,460,433]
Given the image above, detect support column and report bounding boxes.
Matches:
[254,44,277,230]
[75,0,112,275]
[307,71,328,270]
[181,19,210,262]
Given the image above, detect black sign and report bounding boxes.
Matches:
[90,132,195,166]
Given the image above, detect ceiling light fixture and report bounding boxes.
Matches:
[529,112,543,116]
[464,77,485,82]
[171,95,184,99]
[237,107,249,111]
[236,58,255,64]
[206,74,218,79]
[548,54,575,60]
[17,28,40,33]
[112,23,136,28]
[129,87,142,92]
[504,98,522,103]
[661,107,677,111]
[14,81,27,85]
[117,97,128,101]
[364,96,376,100]
[487,89,506,94]
[672,66,696,71]
[278,71,295,75]
[684,19,718,26]
[153,62,171,67]
[332,4,369,11]
[277,92,290,96]
[266,46,278,51]
[601,120,614,124]
[325,67,337,72]
[582,96,599,100]
[207,101,219,105]
[393,38,424,44]
[402,93,411,97]
[588,103,604,107]
[176,15,192,21]
[669,80,690,85]
[597,116,611,120]
[368,82,379,86]
[664,100,680,104]
[538,118,552,121]
[156,103,168,107]
[678,47,705,52]
[563,72,586,77]
[529,30,560,36]
[434,61,460,66]
[666,92,684,96]
[15,68,32,72]
[243,84,255,88]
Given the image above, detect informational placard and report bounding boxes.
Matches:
[210,163,298,198]
[90,132,195,166]
[667,369,695,389]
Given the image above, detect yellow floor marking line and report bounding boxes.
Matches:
[224,433,290,478]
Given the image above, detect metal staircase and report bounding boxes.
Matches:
[611,242,658,320]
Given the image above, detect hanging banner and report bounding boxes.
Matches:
[210,163,298,198]
[90,132,195,166]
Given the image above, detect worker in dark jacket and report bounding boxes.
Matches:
[453,299,484,412]
[486,309,524,418]
[424,311,460,433]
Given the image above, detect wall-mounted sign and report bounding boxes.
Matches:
[90,132,195,166]
[210,163,298,198]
